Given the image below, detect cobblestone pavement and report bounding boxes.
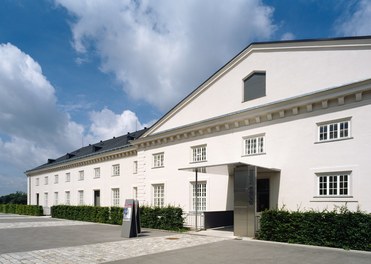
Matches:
[0,214,227,263]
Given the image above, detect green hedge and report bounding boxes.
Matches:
[257,208,371,251]
[51,205,184,231]
[0,204,43,216]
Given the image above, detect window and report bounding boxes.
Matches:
[36,178,39,186]
[44,176,48,185]
[244,135,265,155]
[66,173,70,182]
[153,153,164,168]
[192,182,207,211]
[317,173,350,196]
[54,192,58,205]
[243,72,266,101]
[65,191,70,205]
[94,168,100,179]
[112,164,120,176]
[44,193,48,207]
[54,175,59,184]
[112,188,120,207]
[133,161,138,174]
[153,184,164,207]
[78,190,84,205]
[191,145,207,163]
[318,119,350,142]
[78,170,84,181]
[133,187,138,200]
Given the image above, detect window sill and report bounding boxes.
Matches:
[242,152,266,157]
[111,175,120,177]
[152,166,164,169]
[311,196,357,203]
[190,160,207,164]
[315,137,353,144]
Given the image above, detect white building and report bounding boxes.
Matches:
[26,36,371,236]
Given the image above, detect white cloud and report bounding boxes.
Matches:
[0,43,84,171]
[55,0,277,112]
[85,108,147,143]
[281,32,295,41]
[336,0,371,36]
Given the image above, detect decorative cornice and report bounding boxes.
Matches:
[26,147,137,176]
[134,79,371,149]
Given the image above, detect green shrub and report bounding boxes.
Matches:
[51,205,184,231]
[0,204,43,216]
[257,208,371,251]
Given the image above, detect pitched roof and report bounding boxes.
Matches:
[26,128,148,173]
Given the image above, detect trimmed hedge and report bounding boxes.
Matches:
[51,205,184,231]
[257,208,371,251]
[0,204,43,216]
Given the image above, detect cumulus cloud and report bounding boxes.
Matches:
[55,0,277,111]
[85,108,153,143]
[336,0,371,36]
[0,43,84,170]
[281,32,295,41]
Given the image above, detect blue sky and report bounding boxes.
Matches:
[0,0,370,196]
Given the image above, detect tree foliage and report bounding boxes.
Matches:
[0,191,27,204]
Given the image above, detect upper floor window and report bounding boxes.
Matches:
[191,145,207,163]
[133,161,138,174]
[243,72,266,102]
[44,176,48,185]
[35,178,39,186]
[318,119,351,142]
[65,173,70,182]
[54,175,59,184]
[244,135,265,155]
[78,170,84,181]
[153,153,164,168]
[317,173,350,196]
[112,164,120,176]
[94,168,100,179]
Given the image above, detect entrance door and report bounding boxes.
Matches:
[94,190,100,206]
[36,193,39,206]
[257,179,269,212]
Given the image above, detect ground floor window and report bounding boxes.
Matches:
[78,190,84,205]
[54,192,58,205]
[44,192,48,207]
[65,191,70,205]
[318,173,350,196]
[153,184,164,207]
[112,188,120,207]
[192,182,207,211]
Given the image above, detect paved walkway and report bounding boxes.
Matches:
[0,213,370,264]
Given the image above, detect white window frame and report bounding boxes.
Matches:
[191,145,207,163]
[243,134,265,156]
[54,192,58,205]
[191,182,207,212]
[112,188,120,207]
[112,164,120,176]
[44,176,48,185]
[78,170,84,181]
[54,175,59,184]
[44,192,48,207]
[316,172,351,197]
[133,161,138,174]
[94,167,100,179]
[78,190,84,205]
[317,118,351,142]
[152,184,165,207]
[65,191,70,205]
[153,153,164,168]
[66,172,70,182]
[35,178,39,186]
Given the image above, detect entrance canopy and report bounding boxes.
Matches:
[178,161,280,174]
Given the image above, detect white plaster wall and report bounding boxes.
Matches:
[155,48,371,133]
[29,156,138,209]
[139,102,371,213]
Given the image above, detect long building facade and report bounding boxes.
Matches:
[26,36,371,236]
